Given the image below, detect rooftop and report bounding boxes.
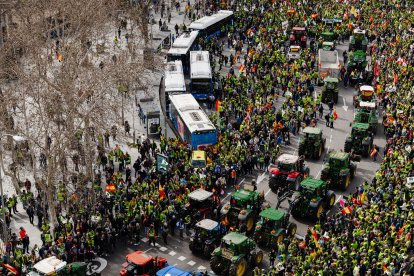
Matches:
[300,177,325,189]
[222,232,248,245]
[303,127,322,135]
[259,208,286,221]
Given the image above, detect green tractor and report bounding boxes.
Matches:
[353,85,375,107]
[220,186,267,233]
[349,28,368,52]
[347,50,368,71]
[210,232,263,276]
[354,101,378,134]
[318,32,336,49]
[290,177,336,221]
[253,208,297,247]
[298,127,326,160]
[320,151,359,191]
[344,123,374,157]
[321,77,339,104]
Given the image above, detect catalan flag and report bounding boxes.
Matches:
[215,100,223,113]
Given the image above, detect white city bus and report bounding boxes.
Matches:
[190,51,212,100]
[168,93,217,149]
[167,31,199,74]
[189,10,234,40]
[164,60,186,117]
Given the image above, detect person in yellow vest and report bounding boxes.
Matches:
[148,224,156,246]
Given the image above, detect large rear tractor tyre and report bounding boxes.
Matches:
[344,140,352,153]
[250,250,264,266]
[314,203,324,221]
[276,233,285,244]
[320,168,330,182]
[269,177,278,193]
[287,223,297,237]
[340,174,351,191]
[246,216,255,233]
[203,244,215,258]
[298,143,305,157]
[327,191,336,209]
[210,255,225,275]
[229,257,248,276]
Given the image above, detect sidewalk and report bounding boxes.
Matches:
[9,202,42,249]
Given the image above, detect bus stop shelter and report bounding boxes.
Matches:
[138,96,161,138]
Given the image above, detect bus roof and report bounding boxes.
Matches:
[190,51,212,79]
[169,93,216,133]
[168,31,199,56]
[165,60,186,93]
[189,10,233,31]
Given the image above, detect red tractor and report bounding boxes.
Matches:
[290,27,307,48]
[120,251,168,276]
[268,154,310,196]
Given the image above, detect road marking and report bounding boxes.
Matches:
[335,195,342,205]
[155,243,160,247]
[343,97,349,112]
[159,246,168,252]
[141,237,149,242]
[187,260,196,266]
[315,170,321,178]
[178,256,187,261]
[265,188,271,197]
[238,178,246,185]
[295,233,305,240]
[198,266,207,270]
[329,134,332,143]
[169,251,177,256]
[257,172,266,184]
[223,192,232,201]
[144,248,153,253]
[330,128,333,132]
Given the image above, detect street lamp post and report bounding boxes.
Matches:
[0,134,25,248]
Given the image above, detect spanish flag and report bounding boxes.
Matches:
[341,206,353,215]
[309,227,321,249]
[333,108,338,120]
[159,186,166,200]
[370,147,378,159]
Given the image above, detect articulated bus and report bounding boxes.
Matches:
[189,10,234,40]
[167,31,199,74]
[190,51,213,100]
[168,93,217,149]
[164,60,186,116]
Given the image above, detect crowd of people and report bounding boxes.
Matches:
[1,0,414,275]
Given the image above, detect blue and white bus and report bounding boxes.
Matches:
[189,10,234,40]
[168,93,217,149]
[190,51,213,100]
[167,31,199,74]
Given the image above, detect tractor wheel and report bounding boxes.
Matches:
[210,254,225,275]
[287,223,297,237]
[229,257,248,276]
[189,240,195,252]
[298,143,305,157]
[320,168,330,182]
[333,92,339,104]
[327,191,336,208]
[314,203,324,221]
[344,140,352,153]
[269,177,278,193]
[340,173,351,191]
[239,224,247,233]
[250,250,264,266]
[350,165,356,179]
[246,216,255,233]
[276,233,285,244]
[203,244,215,258]
[318,144,324,160]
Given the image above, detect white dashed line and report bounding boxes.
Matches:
[198,266,207,270]
[329,134,332,143]
[265,189,271,196]
[178,256,187,261]
[187,260,196,266]
[159,247,168,252]
[169,251,177,256]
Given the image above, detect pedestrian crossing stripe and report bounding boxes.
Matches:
[141,237,149,242]
[187,260,196,266]
[159,247,168,251]
[198,266,206,270]
[169,251,177,256]
[178,256,186,261]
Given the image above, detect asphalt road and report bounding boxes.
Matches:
[101,41,384,275]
